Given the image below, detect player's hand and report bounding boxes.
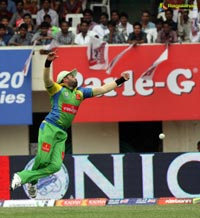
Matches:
[47,51,58,61]
[121,71,130,81]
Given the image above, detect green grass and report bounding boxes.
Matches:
[0,205,200,218]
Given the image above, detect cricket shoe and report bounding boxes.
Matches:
[27,183,37,198]
[10,173,22,191]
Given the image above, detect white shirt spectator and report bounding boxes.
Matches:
[145,28,158,43]
[92,24,109,40]
[117,22,133,41]
[36,8,58,27]
[74,30,96,45]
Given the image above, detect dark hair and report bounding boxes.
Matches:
[83,8,93,16]
[0,16,9,21]
[133,22,142,28]
[0,0,8,5]
[16,0,24,5]
[0,23,6,30]
[41,0,51,4]
[155,18,163,25]
[19,23,28,31]
[40,21,50,28]
[100,12,109,19]
[80,20,89,26]
[142,10,151,15]
[120,12,129,19]
[23,13,31,19]
[165,8,174,15]
[43,14,51,20]
[108,20,117,27]
[162,20,172,27]
[111,9,120,16]
[60,20,70,26]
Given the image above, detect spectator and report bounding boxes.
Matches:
[77,8,97,33]
[43,14,60,37]
[22,13,36,34]
[0,16,14,36]
[74,20,95,45]
[110,9,120,26]
[155,18,163,32]
[31,21,53,45]
[8,23,33,45]
[9,0,30,31]
[63,0,82,17]
[23,0,38,15]
[156,21,178,43]
[165,8,177,31]
[146,18,164,43]
[128,22,147,44]
[36,0,58,28]
[103,20,126,44]
[92,12,109,40]
[50,0,64,23]
[141,10,156,31]
[157,0,183,23]
[118,12,133,42]
[178,9,192,42]
[0,0,13,21]
[0,23,9,45]
[140,10,157,43]
[55,20,75,45]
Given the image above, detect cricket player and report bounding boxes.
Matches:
[10,51,130,198]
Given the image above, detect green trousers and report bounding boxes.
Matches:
[18,121,67,185]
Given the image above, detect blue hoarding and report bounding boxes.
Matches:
[0,49,32,125]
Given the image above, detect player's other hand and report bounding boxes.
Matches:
[47,51,58,61]
[121,71,130,81]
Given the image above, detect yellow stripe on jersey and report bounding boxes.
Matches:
[46,82,62,96]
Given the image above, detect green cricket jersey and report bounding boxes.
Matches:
[45,82,93,129]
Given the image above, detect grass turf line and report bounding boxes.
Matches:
[0,205,200,218]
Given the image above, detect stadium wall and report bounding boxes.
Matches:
[0,45,200,156]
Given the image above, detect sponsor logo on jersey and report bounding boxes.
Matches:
[42,142,51,152]
[76,94,81,100]
[62,104,79,114]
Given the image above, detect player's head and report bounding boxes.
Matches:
[57,69,78,89]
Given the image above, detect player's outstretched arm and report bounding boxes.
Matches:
[92,72,130,97]
[43,51,58,88]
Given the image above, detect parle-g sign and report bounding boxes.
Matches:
[76,68,196,96]
[54,44,200,122]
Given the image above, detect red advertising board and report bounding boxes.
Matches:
[53,44,200,122]
[0,156,10,200]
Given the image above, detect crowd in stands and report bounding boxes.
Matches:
[0,0,199,46]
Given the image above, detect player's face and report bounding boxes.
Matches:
[64,74,78,89]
